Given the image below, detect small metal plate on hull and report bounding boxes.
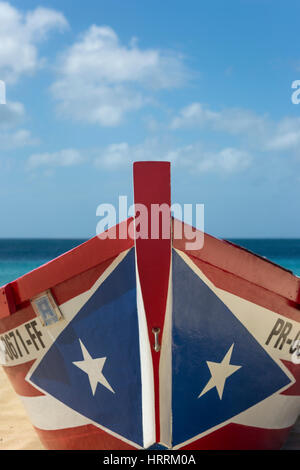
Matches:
[31,290,62,326]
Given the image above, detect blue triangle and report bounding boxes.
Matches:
[172,250,291,446]
[30,249,143,447]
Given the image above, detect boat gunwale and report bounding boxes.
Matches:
[1,217,300,320]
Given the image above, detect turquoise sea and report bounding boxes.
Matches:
[0,238,300,287]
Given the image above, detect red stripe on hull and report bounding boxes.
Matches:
[173,219,300,305]
[0,284,16,319]
[51,255,119,306]
[34,424,137,450]
[185,251,300,322]
[0,255,120,333]
[280,360,300,396]
[0,304,36,335]
[133,162,171,443]
[2,360,44,397]
[178,422,292,450]
[6,220,134,312]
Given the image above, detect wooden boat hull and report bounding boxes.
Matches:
[0,162,299,450]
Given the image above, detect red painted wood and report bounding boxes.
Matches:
[2,360,44,397]
[51,255,119,306]
[185,252,300,322]
[173,218,300,304]
[280,360,300,396]
[6,220,133,311]
[0,284,16,319]
[133,161,171,444]
[0,304,36,335]
[178,422,292,450]
[0,255,121,335]
[34,424,137,450]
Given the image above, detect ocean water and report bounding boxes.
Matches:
[0,238,299,287]
[0,239,86,287]
[228,238,300,277]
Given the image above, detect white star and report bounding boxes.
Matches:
[198,344,241,400]
[72,339,115,395]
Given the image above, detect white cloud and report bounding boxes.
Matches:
[0,100,25,127]
[0,1,68,83]
[196,147,251,173]
[95,142,131,168]
[0,3,68,150]
[27,148,85,169]
[94,138,177,169]
[170,102,268,137]
[170,103,219,129]
[51,25,188,126]
[170,101,300,160]
[0,100,39,150]
[94,138,251,174]
[264,117,300,152]
[0,128,38,150]
[214,108,268,136]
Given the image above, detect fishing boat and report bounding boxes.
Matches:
[0,161,299,450]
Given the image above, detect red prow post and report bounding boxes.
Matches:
[133,161,171,444]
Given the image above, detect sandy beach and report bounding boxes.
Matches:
[0,367,44,450]
[0,365,299,450]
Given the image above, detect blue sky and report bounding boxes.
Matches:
[1,0,300,238]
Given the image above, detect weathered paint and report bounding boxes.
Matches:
[0,162,299,450]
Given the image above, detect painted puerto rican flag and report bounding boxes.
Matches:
[170,246,300,449]
[0,162,299,450]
